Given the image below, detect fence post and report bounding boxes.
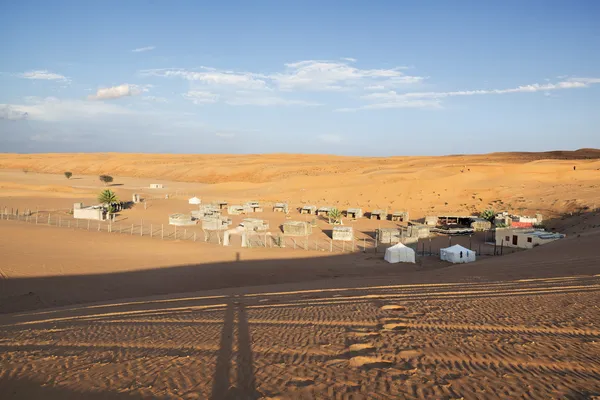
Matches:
[88,220,90,231]
[48,214,51,225]
[140,220,143,237]
[98,221,101,232]
[35,209,38,224]
[429,239,432,256]
[131,224,134,235]
[184,229,187,240]
[194,232,196,242]
[150,224,153,238]
[293,239,296,249]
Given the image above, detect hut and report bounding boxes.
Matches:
[440,245,476,264]
[169,213,196,226]
[407,224,430,239]
[216,201,228,210]
[470,218,492,231]
[149,183,164,189]
[425,216,438,226]
[241,218,269,232]
[332,226,353,241]
[192,204,220,219]
[188,196,201,205]
[273,203,289,213]
[316,206,332,217]
[391,211,409,222]
[345,208,363,219]
[202,216,232,230]
[370,209,388,220]
[283,221,312,236]
[228,205,246,215]
[73,204,106,221]
[245,201,263,213]
[377,228,402,244]
[300,205,317,215]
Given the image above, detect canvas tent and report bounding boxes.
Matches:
[384,243,416,264]
[188,196,201,205]
[440,244,476,263]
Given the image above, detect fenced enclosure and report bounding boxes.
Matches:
[0,207,514,258]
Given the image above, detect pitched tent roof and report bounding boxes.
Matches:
[440,244,476,263]
[384,243,416,264]
[442,244,473,254]
[188,196,201,205]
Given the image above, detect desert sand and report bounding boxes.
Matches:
[0,150,599,399]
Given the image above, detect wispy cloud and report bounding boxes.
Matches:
[18,70,69,82]
[1,97,135,122]
[215,131,235,138]
[225,95,320,107]
[0,105,29,121]
[272,60,421,91]
[142,96,168,103]
[88,84,151,100]
[140,59,419,107]
[132,46,155,53]
[339,77,600,111]
[183,90,219,104]
[142,68,269,90]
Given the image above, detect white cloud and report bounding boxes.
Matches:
[1,97,135,122]
[18,70,69,81]
[183,90,219,104]
[317,134,343,143]
[215,132,235,138]
[132,46,155,53]
[88,84,150,100]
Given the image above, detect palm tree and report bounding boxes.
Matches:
[98,189,118,219]
[328,208,343,225]
[480,208,495,222]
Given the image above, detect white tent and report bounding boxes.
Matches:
[384,243,416,264]
[188,196,201,205]
[440,244,476,263]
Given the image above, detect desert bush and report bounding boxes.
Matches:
[64,171,72,179]
[99,175,114,185]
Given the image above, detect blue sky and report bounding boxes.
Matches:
[1,0,599,155]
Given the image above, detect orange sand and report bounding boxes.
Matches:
[0,150,599,399]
